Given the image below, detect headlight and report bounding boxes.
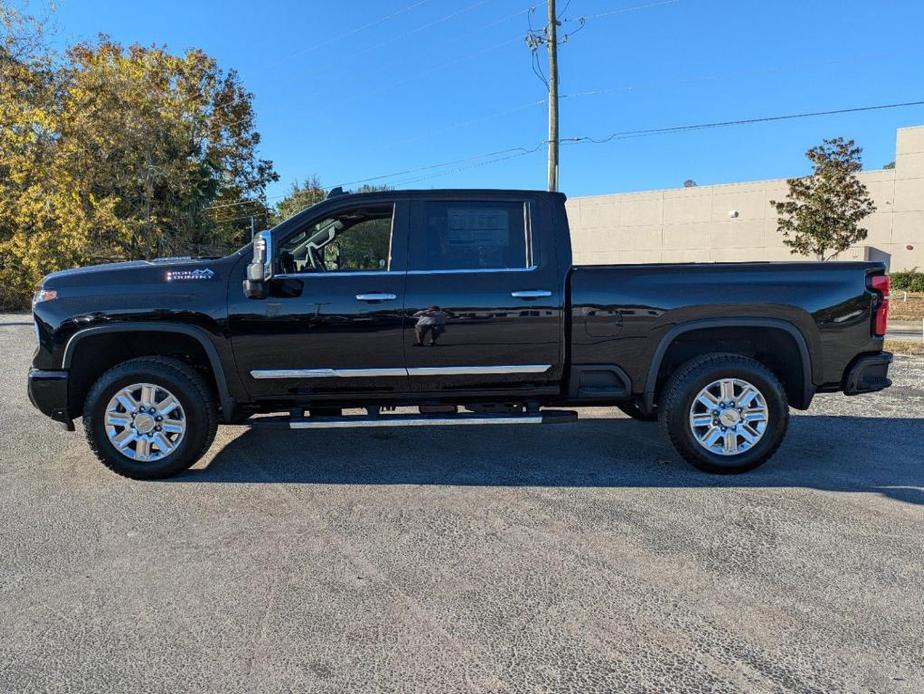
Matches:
[32,288,58,305]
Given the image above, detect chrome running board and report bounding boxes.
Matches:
[252,410,577,430]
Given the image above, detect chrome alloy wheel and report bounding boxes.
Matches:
[688,378,769,456]
[104,383,186,462]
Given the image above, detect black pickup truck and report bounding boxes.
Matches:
[28,189,893,479]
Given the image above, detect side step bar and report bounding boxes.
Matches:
[253,410,578,430]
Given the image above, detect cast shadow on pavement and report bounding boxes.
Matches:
[169,415,924,505]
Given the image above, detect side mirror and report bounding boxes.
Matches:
[243,230,273,300]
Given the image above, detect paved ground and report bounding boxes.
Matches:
[888,320,924,342]
[1,314,922,693]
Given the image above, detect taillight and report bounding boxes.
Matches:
[869,274,890,337]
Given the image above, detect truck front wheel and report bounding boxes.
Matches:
[659,353,789,474]
[83,357,218,479]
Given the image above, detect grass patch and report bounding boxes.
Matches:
[890,291,924,320]
[884,339,924,356]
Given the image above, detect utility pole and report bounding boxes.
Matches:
[546,0,559,192]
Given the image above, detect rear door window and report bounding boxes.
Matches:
[410,201,531,271]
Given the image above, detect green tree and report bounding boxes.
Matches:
[59,38,278,258]
[271,176,326,226]
[271,180,392,227]
[770,138,876,261]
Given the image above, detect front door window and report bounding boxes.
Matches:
[277,204,393,274]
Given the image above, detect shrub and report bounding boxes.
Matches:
[891,271,924,293]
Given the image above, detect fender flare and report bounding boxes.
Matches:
[63,322,236,419]
[642,317,814,411]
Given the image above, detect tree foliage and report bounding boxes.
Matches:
[770,138,876,261]
[270,179,392,227]
[271,176,326,226]
[0,2,277,307]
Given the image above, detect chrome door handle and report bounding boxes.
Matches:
[355,293,397,302]
[511,290,552,299]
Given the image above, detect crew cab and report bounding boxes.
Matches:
[28,189,893,479]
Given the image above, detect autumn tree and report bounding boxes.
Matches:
[770,138,876,261]
[0,2,277,307]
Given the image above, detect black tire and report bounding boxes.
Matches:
[658,353,789,474]
[616,401,658,422]
[83,357,218,479]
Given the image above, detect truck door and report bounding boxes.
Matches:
[228,199,409,400]
[402,195,564,396]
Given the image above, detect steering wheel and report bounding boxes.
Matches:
[307,245,326,272]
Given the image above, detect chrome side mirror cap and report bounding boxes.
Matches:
[243,230,273,299]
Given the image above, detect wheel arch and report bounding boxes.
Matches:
[63,323,236,420]
[643,318,814,411]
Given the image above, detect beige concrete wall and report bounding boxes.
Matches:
[566,125,924,271]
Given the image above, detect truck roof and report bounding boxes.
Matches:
[274,188,567,233]
[333,188,566,200]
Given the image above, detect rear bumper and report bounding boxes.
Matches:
[27,369,74,430]
[843,352,893,396]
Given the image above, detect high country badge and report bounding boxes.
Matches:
[165,268,215,281]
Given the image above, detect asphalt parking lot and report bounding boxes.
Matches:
[1,314,922,693]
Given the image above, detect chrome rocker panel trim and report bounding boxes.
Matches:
[250,365,552,379]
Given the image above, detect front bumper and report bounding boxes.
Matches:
[843,352,893,396]
[27,369,74,430]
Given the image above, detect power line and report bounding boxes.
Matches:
[385,99,546,149]
[344,0,498,62]
[333,142,549,189]
[336,99,924,188]
[206,197,277,211]
[386,55,889,150]
[339,35,522,106]
[208,99,924,209]
[557,54,892,102]
[561,100,924,145]
[384,52,896,150]
[210,213,271,225]
[388,145,547,187]
[579,0,681,21]
[274,0,436,63]
[270,1,525,96]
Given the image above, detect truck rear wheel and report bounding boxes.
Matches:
[83,357,218,479]
[659,353,789,474]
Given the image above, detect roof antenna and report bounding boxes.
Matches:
[327,186,346,199]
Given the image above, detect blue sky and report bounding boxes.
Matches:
[50,0,924,204]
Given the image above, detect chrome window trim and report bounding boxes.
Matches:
[250,364,552,379]
[406,266,538,276]
[274,270,394,279]
[274,266,539,278]
[524,200,535,268]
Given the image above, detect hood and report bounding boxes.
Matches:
[42,257,221,288]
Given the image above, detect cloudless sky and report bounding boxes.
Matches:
[49,0,924,206]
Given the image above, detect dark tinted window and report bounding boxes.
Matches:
[411,201,529,271]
